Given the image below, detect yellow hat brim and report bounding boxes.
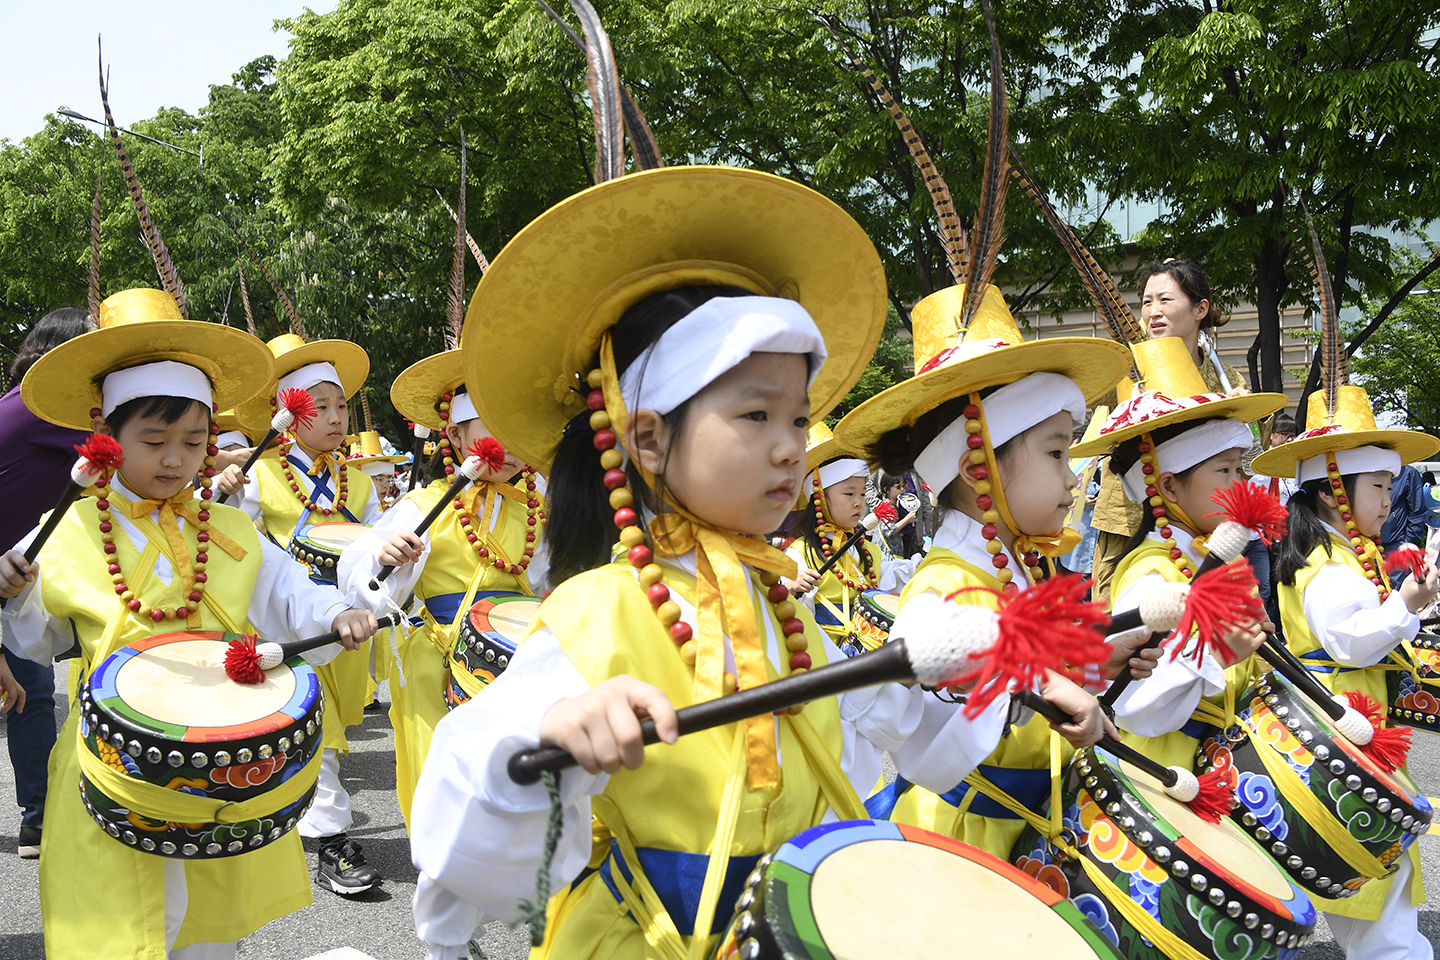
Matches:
[271,339,370,399]
[1069,393,1289,457]
[391,350,464,431]
[1251,429,1440,479]
[834,338,1134,453]
[461,166,888,473]
[21,322,274,431]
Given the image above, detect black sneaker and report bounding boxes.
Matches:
[316,834,381,895]
[17,826,40,859]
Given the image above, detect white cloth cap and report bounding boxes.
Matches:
[277,361,342,397]
[215,430,250,449]
[450,392,478,424]
[811,458,868,492]
[618,296,827,416]
[1120,418,1254,501]
[101,361,213,419]
[358,460,396,477]
[1297,444,1402,484]
[915,372,1086,494]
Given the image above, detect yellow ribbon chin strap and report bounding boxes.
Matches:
[122,489,247,629]
[77,735,323,826]
[968,391,1082,561]
[649,512,795,791]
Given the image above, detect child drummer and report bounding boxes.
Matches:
[338,347,547,830]
[0,289,379,959]
[215,332,385,895]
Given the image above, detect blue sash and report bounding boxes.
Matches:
[865,764,1051,821]
[595,839,761,936]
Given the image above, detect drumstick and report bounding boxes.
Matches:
[1012,689,1236,822]
[796,513,882,593]
[20,434,125,566]
[508,574,1113,785]
[215,389,319,506]
[406,423,431,494]
[1251,637,1412,771]
[224,612,404,682]
[370,451,487,589]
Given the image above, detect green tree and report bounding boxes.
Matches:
[1345,252,1440,434]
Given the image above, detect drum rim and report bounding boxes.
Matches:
[291,522,372,552]
[1076,746,1314,940]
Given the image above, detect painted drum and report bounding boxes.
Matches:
[713,819,1124,960]
[841,589,901,659]
[78,630,323,858]
[1015,746,1316,960]
[287,521,371,582]
[1387,634,1440,730]
[445,592,542,709]
[1196,671,1433,902]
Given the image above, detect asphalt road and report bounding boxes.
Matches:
[3,665,1439,959]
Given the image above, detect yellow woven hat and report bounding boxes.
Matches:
[391,349,463,432]
[22,289,274,431]
[1250,385,1438,478]
[346,430,407,468]
[461,165,888,473]
[1069,337,1288,456]
[265,333,369,398]
[805,422,865,480]
[833,283,1133,451]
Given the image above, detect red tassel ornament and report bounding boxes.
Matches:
[1169,562,1265,668]
[1344,690,1412,773]
[223,634,265,685]
[469,437,507,473]
[1205,478,1288,546]
[74,433,126,475]
[278,388,319,431]
[1383,544,1429,582]
[1186,769,1238,824]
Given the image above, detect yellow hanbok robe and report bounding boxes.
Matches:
[792,539,884,648]
[1277,536,1426,920]
[881,548,1073,860]
[10,492,320,957]
[250,450,377,753]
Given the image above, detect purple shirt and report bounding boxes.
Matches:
[0,386,89,552]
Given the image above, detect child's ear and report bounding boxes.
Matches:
[957,459,983,491]
[627,409,671,476]
[92,415,111,436]
[1317,484,1339,511]
[1156,471,1182,503]
[446,422,466,451]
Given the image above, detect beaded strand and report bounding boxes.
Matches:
[1327,456,1390,600]
[454,470,542,574]
[962,399,1040,589]
[583,368,809,705]
[810,476,877,592]
[1137,434,1195,581]
[92,409,221,622]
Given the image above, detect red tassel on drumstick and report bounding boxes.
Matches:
[215,388,319,506]
[1384,544,1429,582]
[223,612,404,684]
[22,434,125,565]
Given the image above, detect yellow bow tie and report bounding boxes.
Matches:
[125,490,246,627]
[1014,527,1084,559]
[649,511,797,791]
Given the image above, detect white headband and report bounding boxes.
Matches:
[1297,445,1402,484]
[101,361,213,419]
[451,392,478,424]
[618,296,827,416]
[1120,418,1254,500]
[277,361,341,397]
[811,457,868,491]
[914,372,1086,494]
[215,430,250,449]
[358,460,396,477]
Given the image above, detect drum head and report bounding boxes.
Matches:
[767,821,1116,959]
[90,632,318,740]
[467,594,542,650]
[297,522,370,552]
[1115,758,1296,904]
[860,590,901,620]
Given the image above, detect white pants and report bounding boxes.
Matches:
[297,748,352,838]
[1326,857,1432,960]
[163,859,238,959]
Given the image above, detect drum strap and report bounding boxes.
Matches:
[428,560,492,662]
[88,542,163,682]
[1241,714,1394,878]
[77,735,323,825]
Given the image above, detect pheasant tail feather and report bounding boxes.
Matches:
[567,0,625,183]
[959,0,1008,331]
[88,172,103,320]
[1294,196,1347,416]
[99,41,187,319]
[236,260,257,336]
[822,18,965,284]
[435,190,490,273]
[446,129,467,350]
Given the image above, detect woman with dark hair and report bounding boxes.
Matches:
[1089,259,1251,599]
[0,305,94,858]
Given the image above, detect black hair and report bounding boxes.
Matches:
[422,387,475,485]
[1271,412,1296,438]
[877,472,903,494]
[1110,417,1223,557]
[1145,259,1221,331]
[1275,474,1358,586]
[1424,471,1436,486]
[10,307,91,382]
[868,389,1017,512]
[104,395,211,435]
[544,284,755,588]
